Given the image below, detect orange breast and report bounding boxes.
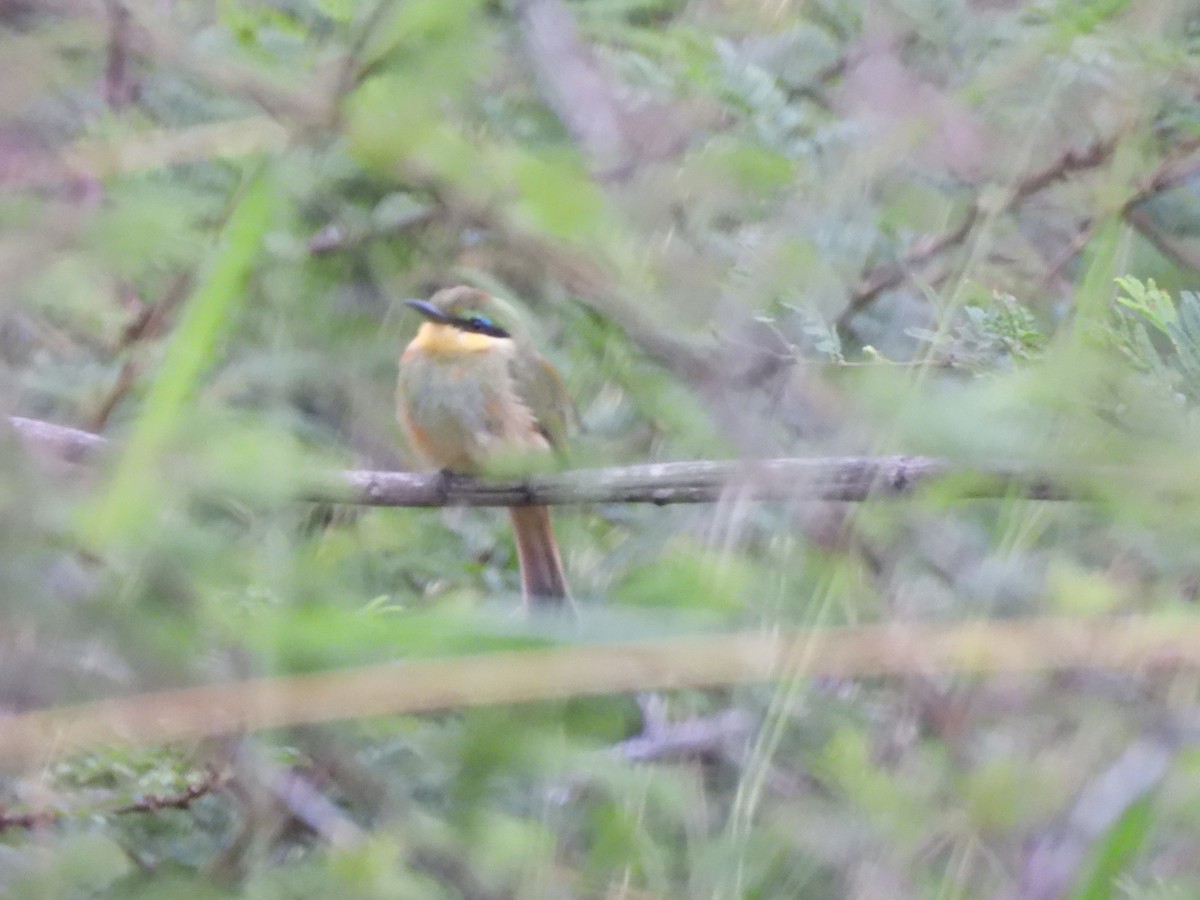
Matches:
[397,336,542,472]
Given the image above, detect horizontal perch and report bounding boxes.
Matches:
[332,456,1073,506]
[7,415,1073,507]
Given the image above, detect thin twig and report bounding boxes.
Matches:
[89,273,193,432]
[1039,218,1097,290]
[839,204,980,329]
[1129,135,1200,200]
[1124,206,1200,274]
[839,137,1120,332]
[111,768,225,815]
[0,768,225,832]
[1012,138,1119,203]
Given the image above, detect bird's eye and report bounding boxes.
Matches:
[457,312,509,338]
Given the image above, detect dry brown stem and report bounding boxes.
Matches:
[3,616,1197,770]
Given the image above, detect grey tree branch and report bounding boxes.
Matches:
[6,415,1074,507]
[333,455,1072,507]
[9,415,108,464]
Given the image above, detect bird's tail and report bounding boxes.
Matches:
[509,505,569,608]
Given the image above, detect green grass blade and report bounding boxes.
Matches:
[83,168,278,545]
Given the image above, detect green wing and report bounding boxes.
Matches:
[510,348,575,452]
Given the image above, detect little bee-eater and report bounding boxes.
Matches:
[396,286,572,608]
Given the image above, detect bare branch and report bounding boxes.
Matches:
[111,768,225,815]
[0,768,225,832]
[1125,206,1200,274]
[839,137,1120,332]
[0,808,58,831]
[1012,138,1119,203]
[5,616,1200,769]
[6,414,1074,505]
[839,204,979,330]
[332,455,1071,507]
[1130,135,1200,200]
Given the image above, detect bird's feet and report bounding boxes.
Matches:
[435,468,471,503]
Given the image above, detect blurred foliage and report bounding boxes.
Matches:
[2,0,1200,896]
[1112,275,1200,404]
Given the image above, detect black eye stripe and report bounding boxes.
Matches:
[453,315,510,338]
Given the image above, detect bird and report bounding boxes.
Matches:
[396,285,572,609]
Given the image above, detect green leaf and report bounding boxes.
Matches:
[1115,275,1176,334]
[700,140,795,198]
[362,0,482,67]
[616,538,752,613]
[1069,796,1154,900]
[316,0,356,23]
[10,833,131,895]
[1049,0,1134,39]
[1075,220,1126,334]
[512,153,606,240]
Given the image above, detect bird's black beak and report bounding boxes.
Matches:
[404,299,455,324]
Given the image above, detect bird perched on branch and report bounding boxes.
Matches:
[396,285,572,608]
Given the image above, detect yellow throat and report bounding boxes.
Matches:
[405,321,509,356]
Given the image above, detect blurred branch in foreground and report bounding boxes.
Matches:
[3,616,1199,771]
[7,415,1073,506]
